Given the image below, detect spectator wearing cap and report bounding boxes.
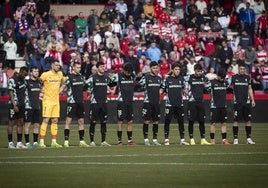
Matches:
[146,40,162,63]
[127,0,144,21]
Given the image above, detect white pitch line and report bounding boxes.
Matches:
[0,161,268,166]
[0,152,268,160]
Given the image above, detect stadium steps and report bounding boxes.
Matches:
[15,56,26,72]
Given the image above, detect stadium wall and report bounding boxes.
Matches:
[51,4,104,17]
[1,94,268,125]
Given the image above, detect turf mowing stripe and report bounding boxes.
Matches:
[0,161,268,166]
[1,152,267,159]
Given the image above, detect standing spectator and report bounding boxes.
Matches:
[219,40,233,71]
[63,16,76,40]
[230,63,256,144]
[15,14,29,57]
[84,35,98,56]
[106,31,120,51]
[7,66,28,149]
[260,61,268,92]
[146,40,162,63]
[111,63,136,146]
[0,62,8,96]
[143,0,155,20]
[36,0,50,23]
[4,36,17,70]
[112,51,124,73]
[24,67,42,149]
[162,63,189,146]
[159,56,170,78]
[244,45,256,73]
[85,61,115,147]
[2,0,14,32]
[256,10,267,41]
[75,12,87,39]
[240,2,255,45]
[216,6,230,37]
[39,60,65,148]
[37,33,48,57]
[139,61,163,146]
[2,26,16,43]
[239,30,252,50]
[63,62,89,148]
[128,0,144,21]
[116,0,128,18]
[159,35,174,55]
[124,49,140,74]
[207,68,230,145]
[185,63,211,145]
[77,31,88,54]
[87,9,99,36]
[251,60,262,92]
[195,0,207,15]
[48,9,57,30]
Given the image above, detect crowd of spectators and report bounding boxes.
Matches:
[1,0,268,96]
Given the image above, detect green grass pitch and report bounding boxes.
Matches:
[0,123,267,188]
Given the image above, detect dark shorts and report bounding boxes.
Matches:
[9,104,25,120]
[142,103,160,122]
[89,103,108,122]
[187,102,206,122]
[66,103,85,119]
[234,104,251,122]
[24,109,41,123]
[117,102,133,121]
[210,108,227,124]
[165,106,184,121]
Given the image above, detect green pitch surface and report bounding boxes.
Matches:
[0,123,267,188]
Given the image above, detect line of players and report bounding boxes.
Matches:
[7,59,256,148]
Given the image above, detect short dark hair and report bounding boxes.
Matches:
[30,66,39,72]
[96,61,104,68]
[150,61,158,67]
[171,63,181,70]
[194,63,203,70]
[217,68,226,79]
[123,63,133,73]
[19,66,28,73]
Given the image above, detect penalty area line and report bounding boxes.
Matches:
[0,161,268,166]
